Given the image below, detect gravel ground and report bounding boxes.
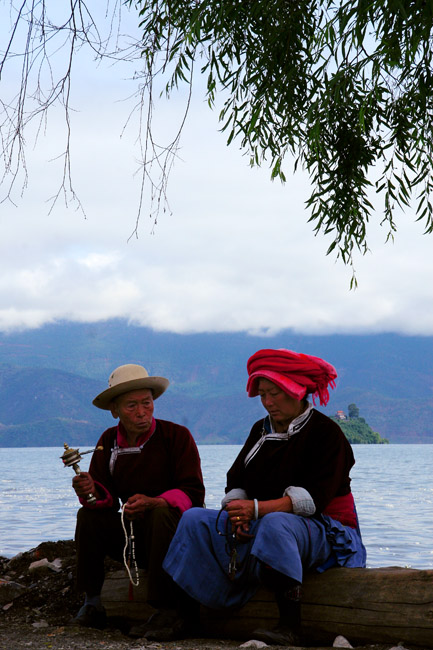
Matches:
[0,621,400,650]
[0,541,417,650]
[0,620,244,650]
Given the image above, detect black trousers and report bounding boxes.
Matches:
[75,506,181,606]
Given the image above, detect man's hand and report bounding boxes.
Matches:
[72,472,96,499]
[123,494,167,520]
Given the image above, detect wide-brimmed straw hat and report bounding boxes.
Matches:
[93,364,169,410]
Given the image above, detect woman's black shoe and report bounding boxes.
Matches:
[252,625,301,646]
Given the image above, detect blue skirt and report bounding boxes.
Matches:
[163,508,366,609]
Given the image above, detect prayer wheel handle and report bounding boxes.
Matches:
[60,442,103,505]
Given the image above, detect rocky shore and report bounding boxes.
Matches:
[0,541,418,650]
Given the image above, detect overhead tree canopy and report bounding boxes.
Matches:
[1,0,433,276]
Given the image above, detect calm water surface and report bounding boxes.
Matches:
[0,444,432,568]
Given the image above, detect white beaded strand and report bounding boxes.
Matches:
[121,505,140,586]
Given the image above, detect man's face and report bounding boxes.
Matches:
[110,388,154,439]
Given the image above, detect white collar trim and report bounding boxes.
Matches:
[244,403,313,467]
[270,402,313,435]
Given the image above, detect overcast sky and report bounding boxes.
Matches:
[1,2,433,337]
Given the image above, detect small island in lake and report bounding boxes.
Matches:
[331,403,389,444]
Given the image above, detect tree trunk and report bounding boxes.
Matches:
[102,566,433,648]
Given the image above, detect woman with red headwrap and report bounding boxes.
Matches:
[161,349,366,645]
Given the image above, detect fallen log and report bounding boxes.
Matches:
[101,566,433,648]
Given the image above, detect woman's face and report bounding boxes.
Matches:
[257,378,304,431]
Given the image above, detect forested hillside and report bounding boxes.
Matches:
[0,321,432,446]
[331,404,389,444]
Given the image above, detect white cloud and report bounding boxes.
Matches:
[77,253,121,271]
[1,4,433,336]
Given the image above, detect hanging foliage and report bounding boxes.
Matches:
[2,1,433,273]
[130,0,433,274]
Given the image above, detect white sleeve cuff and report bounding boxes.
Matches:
[283,486,316,516]
[221,488,248,508]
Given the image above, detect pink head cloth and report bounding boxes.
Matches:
[246,348,337,406]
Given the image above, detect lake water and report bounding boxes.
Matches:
[0,445,432,569]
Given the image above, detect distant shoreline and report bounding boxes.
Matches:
[5,442,433,448]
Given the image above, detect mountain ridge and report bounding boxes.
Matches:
[0,320,432,446]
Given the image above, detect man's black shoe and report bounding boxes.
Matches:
[71,604,107,629]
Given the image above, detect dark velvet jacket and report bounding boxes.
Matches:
[226,409,354,514]
[88,419,205,511]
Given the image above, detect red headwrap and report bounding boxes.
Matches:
[246,348,337,406]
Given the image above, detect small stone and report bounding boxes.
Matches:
[32,620,49,628]
[7,552,23,566]
[0,579,27,604]
[47,558,62,572]
[28,557,62,574]
[333,635,353,648]
[29,558,50,572]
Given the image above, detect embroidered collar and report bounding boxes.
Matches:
[109,418,157,475]
[244,403,313,467]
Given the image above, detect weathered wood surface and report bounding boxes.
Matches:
[102,567,433,648]
[102,569,156,622]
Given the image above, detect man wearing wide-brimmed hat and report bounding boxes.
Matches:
[71,364,205,637]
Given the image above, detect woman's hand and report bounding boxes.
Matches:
[234,521,255,542]
[225,496,293,537]
[225,499,254,525]
[225,500,255,541]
